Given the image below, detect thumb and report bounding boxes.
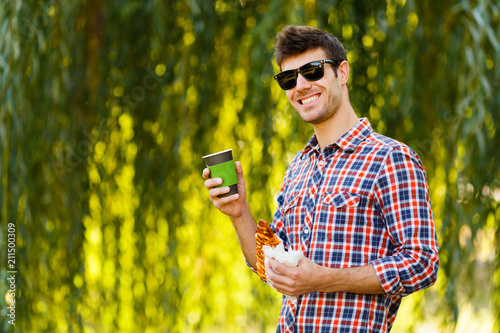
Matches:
[235,161,244,179]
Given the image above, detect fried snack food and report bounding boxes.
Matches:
[255,219,281,282]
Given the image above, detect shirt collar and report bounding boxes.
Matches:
[302,118,373,156]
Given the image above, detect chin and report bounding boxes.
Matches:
[300,109,335,125]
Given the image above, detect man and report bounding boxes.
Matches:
[203,25,439,332]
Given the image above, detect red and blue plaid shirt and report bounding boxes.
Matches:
[260,118,439,332]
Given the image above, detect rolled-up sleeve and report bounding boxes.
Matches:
[371,148,439,296]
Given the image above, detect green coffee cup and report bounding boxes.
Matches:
[203,149,238,198]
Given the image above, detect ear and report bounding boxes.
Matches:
[337,61,349,86]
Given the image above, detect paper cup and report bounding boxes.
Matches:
[203,149,238,198]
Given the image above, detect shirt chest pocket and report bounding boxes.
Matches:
[323,191,362,208]
[316,191,371,242]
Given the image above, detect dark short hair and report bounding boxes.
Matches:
[274,26,347,68]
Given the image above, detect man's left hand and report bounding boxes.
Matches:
[265,256,325,296]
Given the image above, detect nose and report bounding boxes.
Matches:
[295,73,312,91]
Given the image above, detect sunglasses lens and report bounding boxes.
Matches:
[301,62,324,81]
[277,71,297,90]
[275,61,329,90]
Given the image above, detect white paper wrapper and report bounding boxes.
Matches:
[263,243,303,305]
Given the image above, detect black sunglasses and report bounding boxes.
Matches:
[274,59,343,90]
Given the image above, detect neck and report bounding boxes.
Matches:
[312,103,359,152]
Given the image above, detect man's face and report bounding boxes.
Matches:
[280,48,343,125]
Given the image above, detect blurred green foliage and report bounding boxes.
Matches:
[0,0,499,332]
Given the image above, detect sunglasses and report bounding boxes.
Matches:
[274,59,342,90]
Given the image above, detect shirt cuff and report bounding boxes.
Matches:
[245,258,258,274]
[371,257,405,296]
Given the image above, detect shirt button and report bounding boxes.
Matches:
[304,228,309,235]
[319,160,325,166]
[309,193,314,200]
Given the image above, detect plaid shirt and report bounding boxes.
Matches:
[261,118,439,332]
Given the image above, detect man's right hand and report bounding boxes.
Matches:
[203,161,248,218]
[203,161,258,268]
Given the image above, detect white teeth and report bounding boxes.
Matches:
[301,95,319,105]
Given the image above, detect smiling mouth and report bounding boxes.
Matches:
[299,94,320,105]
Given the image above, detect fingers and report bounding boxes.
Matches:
[266,259,292,293]
[204,161,245,190]
[204,177,238,202]
[267,260,301,296]
[266,259,286,286]
[202,168,211,180]
[203,161,243,206]
[268,258,289,276]
[204,175,222,190]
[208,186,232,201]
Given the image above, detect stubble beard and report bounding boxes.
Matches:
[297,88,342,125]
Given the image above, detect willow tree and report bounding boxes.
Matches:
[1,0,499,332]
